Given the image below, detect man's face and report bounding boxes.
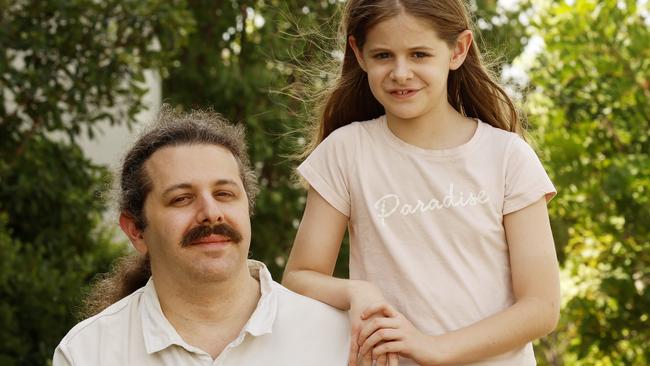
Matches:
[128,144,252,283]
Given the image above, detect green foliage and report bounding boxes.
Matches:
[0,138,124,365]
[0,0,193,150]
[526,0,650,364]
[472,0,532,68]
[0,1,192,364]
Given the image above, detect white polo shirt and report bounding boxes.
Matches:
[53,260,350,366]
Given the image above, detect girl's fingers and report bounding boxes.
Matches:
[348,326,360,366]
[377,354,387,366]
[357,317,399,347]
[388,353,399,366]
[372,341,403,361]
[359,345,373,366]
[359,328,400,355]
[361,303,397,320]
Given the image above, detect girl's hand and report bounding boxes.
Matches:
[357,350,398,366]
[358,304,438,365]
[355,312,400,366]
[347,281,399,366]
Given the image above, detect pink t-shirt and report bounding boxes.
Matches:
[298,115,556,365]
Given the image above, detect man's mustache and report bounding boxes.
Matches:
[180,223,243,247]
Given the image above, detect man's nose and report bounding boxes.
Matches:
[195,194,224,225]
[390,58,413,84]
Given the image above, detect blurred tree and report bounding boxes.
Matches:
[472,0,532,70]
[0,139,120,366]
[525,0,649,364]
[0,1,193,364]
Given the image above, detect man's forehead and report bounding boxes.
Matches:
[144,144,242,189]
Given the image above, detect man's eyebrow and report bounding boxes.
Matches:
[162,183,192,196]
[214,179,239,188]
[162,179,240,196]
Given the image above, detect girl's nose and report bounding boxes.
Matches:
[390,59,413,83]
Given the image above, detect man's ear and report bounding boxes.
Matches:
[449,30,473,70]
[349,36,367,72]
[119,213,148,255]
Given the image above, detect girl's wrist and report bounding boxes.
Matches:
[345,280,363,308]
[345,280,380,309]
[421,334,451,366]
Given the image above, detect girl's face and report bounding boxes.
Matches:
[350,12,470,123]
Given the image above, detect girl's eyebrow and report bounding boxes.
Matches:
[410,46,435,51]
[367,45,436,52]
[366,46,390,52]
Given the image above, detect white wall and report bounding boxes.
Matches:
[77,70,162,168]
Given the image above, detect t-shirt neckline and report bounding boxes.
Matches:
[379,115,484,160]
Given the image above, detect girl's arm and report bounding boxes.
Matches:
[282,187,351,308]
[357,197,561,365]
[282,188,394,366]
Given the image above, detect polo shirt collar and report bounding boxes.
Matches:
[140,260,278,355]
[242,260,277,336]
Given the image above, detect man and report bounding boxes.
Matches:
[53,106,350,365]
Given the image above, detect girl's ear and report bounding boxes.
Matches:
[348,36,367,72]
[119,213,148,255]
[449,30,473,70]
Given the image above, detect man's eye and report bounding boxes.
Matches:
[215,191,234,198]
[171,196,190,204]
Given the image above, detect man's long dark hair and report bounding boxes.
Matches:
[80,105,258,319]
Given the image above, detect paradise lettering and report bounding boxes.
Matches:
[374,183,490,226]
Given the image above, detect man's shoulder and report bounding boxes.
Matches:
[272,281,350,331]
[262,281,350,362]
[58,287,145,347]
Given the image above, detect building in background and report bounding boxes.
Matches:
[76,71,161,168]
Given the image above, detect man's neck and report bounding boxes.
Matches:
[153,265,262,359]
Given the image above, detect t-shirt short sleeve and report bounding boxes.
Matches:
[297,128,354,217]
[503,137,556,215]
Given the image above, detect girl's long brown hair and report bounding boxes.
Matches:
[301,0,521,158]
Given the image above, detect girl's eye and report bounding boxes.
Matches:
[373,52,391,60]
[413,51,429,58]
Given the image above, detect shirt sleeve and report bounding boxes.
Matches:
[503,136,556,215]
[297,128,354,217]
[52,344,74,366]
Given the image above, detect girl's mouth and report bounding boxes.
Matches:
[390,89,419,98]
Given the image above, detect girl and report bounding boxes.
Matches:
[282,1,560,365]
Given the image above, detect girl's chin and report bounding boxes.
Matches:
[386,110,428,121]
